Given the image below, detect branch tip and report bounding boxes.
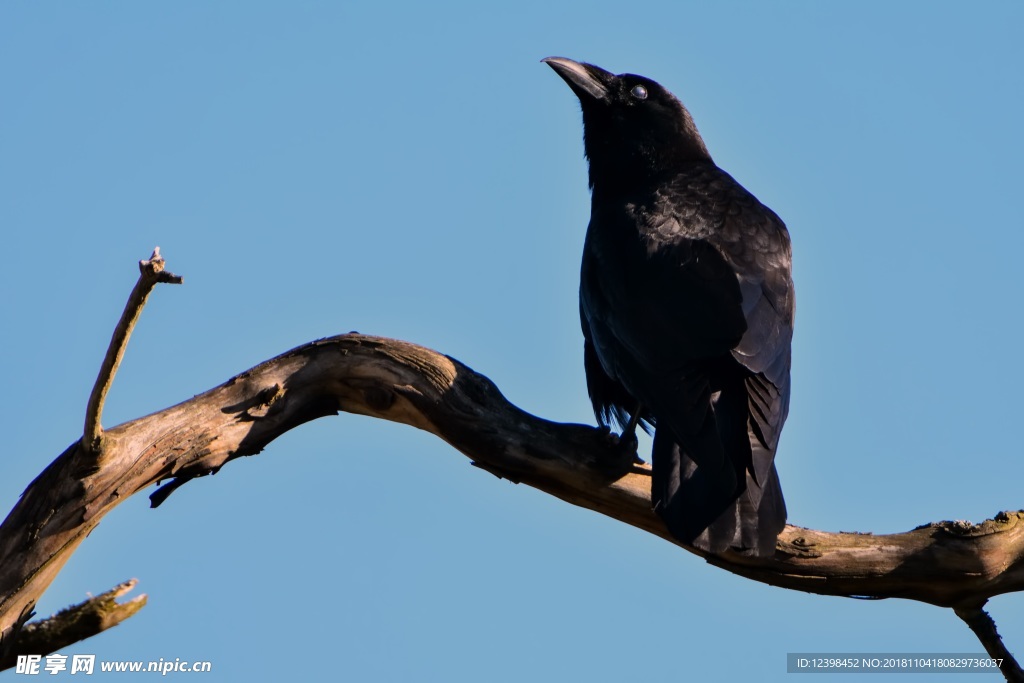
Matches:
[0,580,146,670]
[954,604,1024,683]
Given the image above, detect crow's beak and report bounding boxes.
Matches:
[543,57,612,103]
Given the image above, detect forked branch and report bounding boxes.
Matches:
[0,581,145,672]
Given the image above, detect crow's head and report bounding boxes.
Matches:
[543,57,711,189]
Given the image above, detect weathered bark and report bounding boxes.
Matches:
[2,332,1023,677]
[0,581,145,672]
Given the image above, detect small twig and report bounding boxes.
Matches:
[955,603,1024,683]
[82,247,182,455]
[0,580,146,670]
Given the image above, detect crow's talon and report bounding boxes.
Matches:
[617,429,639,456]
[599,426,638,458]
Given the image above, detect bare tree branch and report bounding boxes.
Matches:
[0,581,145,671]
[82,247,182,455]
[5,336,1024,619]
[2,262,1023,675]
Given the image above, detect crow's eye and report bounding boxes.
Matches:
[630,84,648,100]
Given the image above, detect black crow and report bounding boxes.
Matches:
[544,57,794,556]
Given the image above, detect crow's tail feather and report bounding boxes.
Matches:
[651,429,786,557]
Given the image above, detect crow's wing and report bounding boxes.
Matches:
[580,214,747,431]
[709,175,794,489]
[580,166,792,490]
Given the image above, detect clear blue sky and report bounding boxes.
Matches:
[2,2,1023,681]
